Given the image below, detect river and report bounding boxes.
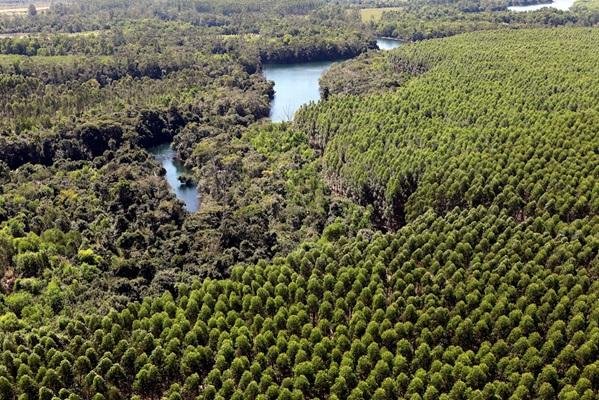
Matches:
[508,0,574,11]
[377,37,402,50]
[264,38,401,122]
[263,61,332,122]
[152,37,400,209]
[149,143,200,212]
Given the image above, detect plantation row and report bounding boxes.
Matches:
[0,207,596,399]
[0,1,597,398]
[298,28,599,229]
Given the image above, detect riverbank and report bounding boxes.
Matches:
[149,144,199,213]
[263,38,401,122]
[508,0,575,11]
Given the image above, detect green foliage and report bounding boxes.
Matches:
[0,206,596,398]
[0,1,596,400]
[362,0,597,41]
[298,28,599,229]
[0,1,375,312]
[4,291,32,316]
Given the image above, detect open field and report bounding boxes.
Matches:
[0,2,50,15]
[360,6,404,22]
[0,29,103,38]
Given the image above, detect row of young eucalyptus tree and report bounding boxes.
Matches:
[0,205,596,399]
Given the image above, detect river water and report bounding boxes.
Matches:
[152,38,400,209]
[263,61,333,122]
[149,143,199,212]
[264,38,401,122]
[508,0,574,11]
[377,37,402,50]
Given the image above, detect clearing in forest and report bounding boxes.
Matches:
[0,2,50,15]
[360,6,404,22]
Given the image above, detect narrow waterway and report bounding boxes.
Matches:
[149,144,199,212]
[155,37,400,205]
[508,0,574,11]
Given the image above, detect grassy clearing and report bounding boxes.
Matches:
[0,30,104,39]
[0,1,50,14]
[360,6,404,22]
[0,54,113,65]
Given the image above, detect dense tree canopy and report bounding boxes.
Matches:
[0,206,596,398]
[356,0,598,41]
[300,28,599,229]
[0,0,596,398]
[0,0,376,310]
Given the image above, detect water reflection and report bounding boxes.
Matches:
[508,0,574,11]
[377,37,401,50]
[149,143,199,212]
[263,61,334,122]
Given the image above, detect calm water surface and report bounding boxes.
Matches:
[158,39,400,207]
[264,38,401,122]
[377,37,401,50]
[263,61,334,122]
[149,144,199,212]
[508,0,574,11]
